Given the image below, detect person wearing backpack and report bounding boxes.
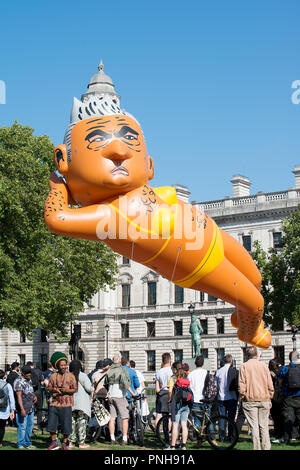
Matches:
[279,350,300,445]
[106,354,133,445]
[0,369,15,448]
[166,366,193,450]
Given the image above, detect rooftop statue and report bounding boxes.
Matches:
[44,63,271,349]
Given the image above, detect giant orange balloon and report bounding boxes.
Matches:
[44,93,271,349]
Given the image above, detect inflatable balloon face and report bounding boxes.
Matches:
[44,92,271,349]
[55,114,154,207]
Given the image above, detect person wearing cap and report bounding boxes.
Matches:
[13,365,37,449]
[46,352,77,450]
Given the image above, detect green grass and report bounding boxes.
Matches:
[0,425,299,451]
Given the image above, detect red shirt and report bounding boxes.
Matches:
[48,371,77,407]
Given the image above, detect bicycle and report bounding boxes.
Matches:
[147,407,157,433]
[127,393,145,446]
[155,401,238,450]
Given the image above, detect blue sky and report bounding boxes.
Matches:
[0,0,299,201]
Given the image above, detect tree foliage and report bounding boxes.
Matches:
[252,206,300,330]
[0,122,118,339]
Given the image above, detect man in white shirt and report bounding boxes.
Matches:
[215,354,238,439]
[188,355,219,446]
[130,360,149,417]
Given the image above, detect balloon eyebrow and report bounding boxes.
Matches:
[85,129,111,141]
[116,125,139,137]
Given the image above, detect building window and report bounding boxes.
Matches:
[273,232,283,249]
[40,354,48,371]
[122,256,130,265]
[173,350,183,363]
[121,351,129,361]
[200,348,208,359]
[40,329,48,343]
[20,333,26,343]
[122,284,131,308]
[19,354,26,366]
[242,235,252,252]
[174,285,184,304]
[200,319,208,335]
[147,322,155,338]
[208,295,218,302]
[174,320,183,336]
[148,282,157,306]
[121,323,129,338]
[216,318,224,334]
[147,351,156,371]
[273,346,285,365]
[200,292,205,302]
[216,348,225,368]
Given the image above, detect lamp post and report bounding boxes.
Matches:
[188,301,195,358]
[105,324,110,358]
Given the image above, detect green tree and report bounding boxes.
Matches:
[0,122,118,339]
[252,206,300,330]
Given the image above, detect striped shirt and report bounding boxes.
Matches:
[48,371,77,407]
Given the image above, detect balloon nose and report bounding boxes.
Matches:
[101,139,132,161]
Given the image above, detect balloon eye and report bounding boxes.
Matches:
[123,133,137,141]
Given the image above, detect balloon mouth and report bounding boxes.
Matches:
[111,167,129,176]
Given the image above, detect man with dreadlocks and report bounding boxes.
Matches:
[44,62,271,351]
[46,352,77,450]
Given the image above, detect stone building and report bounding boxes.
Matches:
[0,63,299,381]
[1,165,299,380]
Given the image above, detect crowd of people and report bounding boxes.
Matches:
[0,352,146,449]
[0,345,300,450]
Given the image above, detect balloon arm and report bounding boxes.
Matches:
[44,172,112,241]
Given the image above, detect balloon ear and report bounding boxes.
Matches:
[54,145,68,176]
[148,156,154,180]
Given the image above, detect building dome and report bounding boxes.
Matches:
[81,60,121,105]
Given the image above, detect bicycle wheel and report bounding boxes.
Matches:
[206,415,238,450]
[136,414,145,447]
[155,415,172,447]
[147,408,157,433]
